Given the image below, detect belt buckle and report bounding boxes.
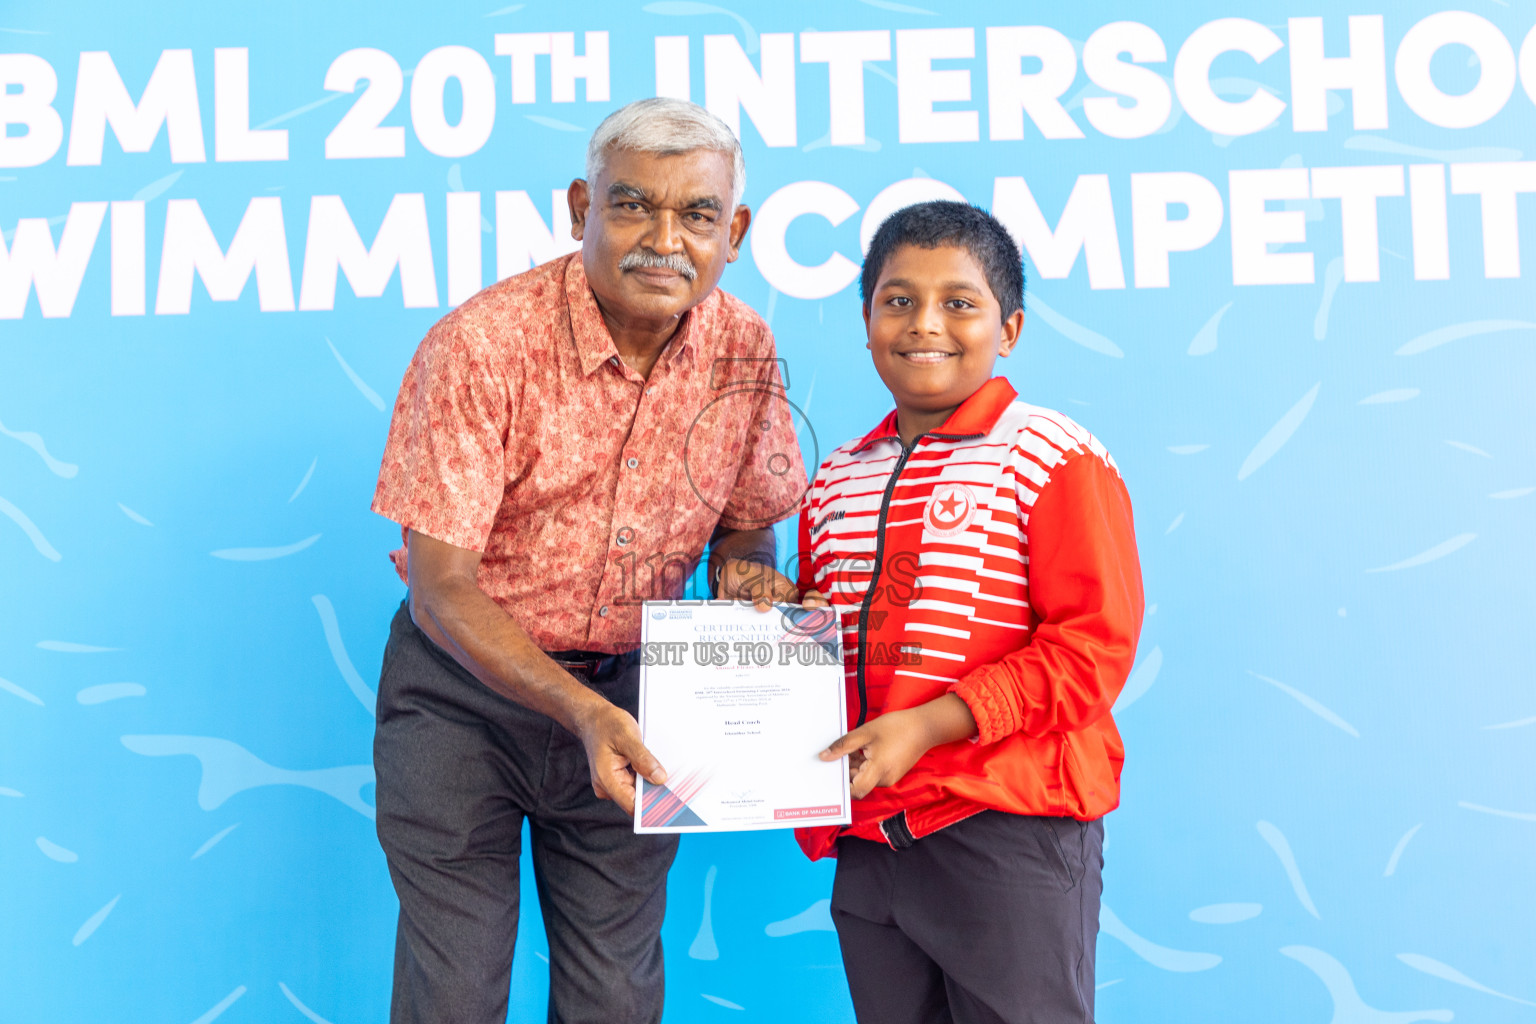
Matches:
[549,651,605,676]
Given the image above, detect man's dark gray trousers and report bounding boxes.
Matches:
[374,600,678,1024]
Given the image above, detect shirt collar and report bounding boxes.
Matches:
[852,377,1019,453]
[565,254,701,377]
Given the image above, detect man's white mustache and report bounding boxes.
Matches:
[618,250,697,281]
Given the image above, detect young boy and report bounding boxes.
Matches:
[794,201,1143,1024]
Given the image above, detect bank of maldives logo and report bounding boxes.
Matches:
[923,483,978,538]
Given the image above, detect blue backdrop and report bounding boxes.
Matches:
[3,2,1534,1022]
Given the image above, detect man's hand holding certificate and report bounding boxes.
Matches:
[634,602,851,833]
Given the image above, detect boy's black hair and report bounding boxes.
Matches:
[860,201,1026,320]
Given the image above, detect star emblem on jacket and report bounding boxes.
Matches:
[923,483,979,538]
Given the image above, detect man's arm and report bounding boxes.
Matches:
[406,530,666,815]
[708,525,801,608]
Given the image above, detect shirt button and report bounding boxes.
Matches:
[598,606,610,618]
[626,456,639,469]
[616,534,630,547]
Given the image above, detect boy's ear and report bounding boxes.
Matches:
[862,303,872,348]
[998,308,1025,357]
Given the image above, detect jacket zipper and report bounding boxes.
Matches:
[854,437,918,726]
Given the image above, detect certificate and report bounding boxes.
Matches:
[634,601,852,834]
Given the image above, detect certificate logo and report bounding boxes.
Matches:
[923,484,978,538]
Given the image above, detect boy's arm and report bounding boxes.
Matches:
[820,693,977,798]
[950,452,1144,743]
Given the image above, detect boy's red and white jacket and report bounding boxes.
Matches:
[794,377,1143,861]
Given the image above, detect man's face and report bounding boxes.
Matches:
[570,147,749,331]
[864,243,1023,421]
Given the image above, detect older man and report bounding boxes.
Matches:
[370,98,806,1024]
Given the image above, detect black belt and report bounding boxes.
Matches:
[545,649,636,677]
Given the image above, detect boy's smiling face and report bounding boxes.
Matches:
[864,243,1025,445]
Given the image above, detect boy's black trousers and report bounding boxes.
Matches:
[832,810,1105,1024]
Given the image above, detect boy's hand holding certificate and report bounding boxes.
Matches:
[634,601,851,833]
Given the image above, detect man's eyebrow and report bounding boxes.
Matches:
[607,182,650,202]
[607,184,722,212]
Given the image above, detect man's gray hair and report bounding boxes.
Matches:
[586,98,747,208]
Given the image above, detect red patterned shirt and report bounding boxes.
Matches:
[372,252,806,654]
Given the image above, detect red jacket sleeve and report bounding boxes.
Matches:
[950,452,1143,743]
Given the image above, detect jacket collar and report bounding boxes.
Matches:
[852,377,1018,453]
[565,254,699,377]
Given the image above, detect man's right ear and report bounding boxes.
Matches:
[568,179,590,241]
